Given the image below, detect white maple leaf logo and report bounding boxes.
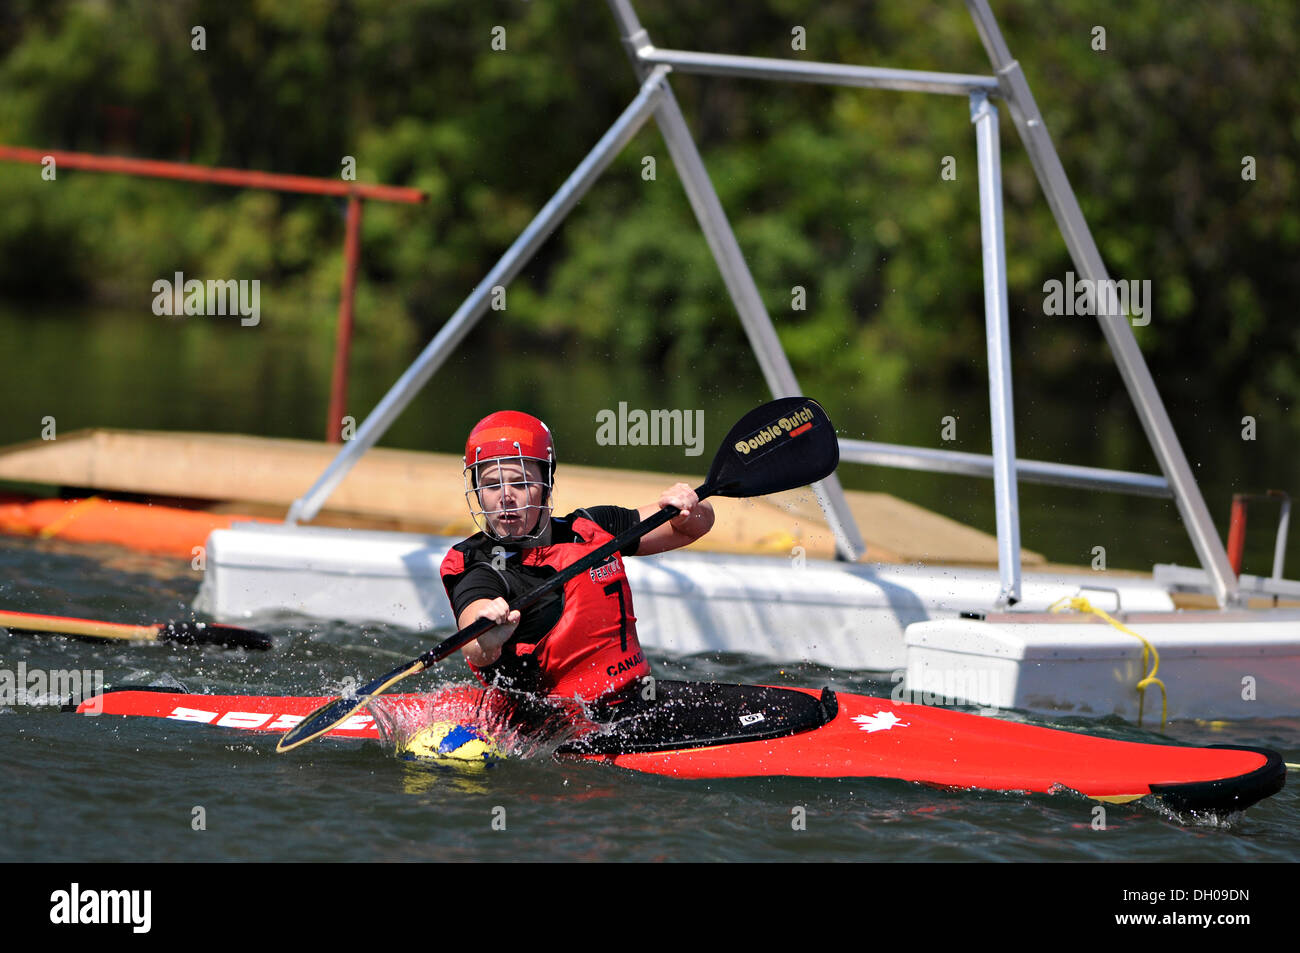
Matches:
[853,711,910,733]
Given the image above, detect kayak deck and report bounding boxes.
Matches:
[567,686,1284,815]
[75,683,1285,816]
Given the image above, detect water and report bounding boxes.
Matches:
[2,533,1297,864]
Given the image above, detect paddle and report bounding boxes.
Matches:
[0,609,272,651]
[276,396,840,752]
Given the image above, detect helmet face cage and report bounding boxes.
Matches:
[463,442,554,541]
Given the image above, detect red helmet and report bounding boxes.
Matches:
[463,411,555,475]
[463,411,556,540]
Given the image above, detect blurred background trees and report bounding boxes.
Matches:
[0,0,1294,415]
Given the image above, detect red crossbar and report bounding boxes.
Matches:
[1,143,426,442]
[0,145,425,204]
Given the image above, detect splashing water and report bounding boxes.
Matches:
[367,681,598,760]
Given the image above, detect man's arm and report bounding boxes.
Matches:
[634,482,714,556]
[448,564,520,667]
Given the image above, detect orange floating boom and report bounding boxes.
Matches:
[0,497,277,559]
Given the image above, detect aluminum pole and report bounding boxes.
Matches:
[838,439,1171,497]
[607,0,866,561]
[972,92,1021,606]
[1273,495,1291,580]
[287,66,671,524]
[964,0,1240,607]
[637,47,998,96]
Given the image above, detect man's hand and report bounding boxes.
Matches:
[637,483,715,555]
[658,482,700,530]
[458,597,520,667]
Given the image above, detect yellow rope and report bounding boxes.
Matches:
[38,496,103,539]
[1048,595,1168,728]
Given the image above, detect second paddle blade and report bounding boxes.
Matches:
[705,397,839,499]
[158,621,272,651]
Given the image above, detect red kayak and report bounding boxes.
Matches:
[74,681,1285,816]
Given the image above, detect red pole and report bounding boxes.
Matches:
[0,146,425,204]
[328,195,364,444]
[1226,494,1248,576]
[0,144,426,443]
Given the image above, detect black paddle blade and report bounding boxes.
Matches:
[705,397,839,498]
[276,693,369,752]
[158,621,272,651]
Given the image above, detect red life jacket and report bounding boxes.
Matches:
[440,513,650,702]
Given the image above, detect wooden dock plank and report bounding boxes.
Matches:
[0,429,1041,565]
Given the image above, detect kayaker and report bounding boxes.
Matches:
[439,410,714,711]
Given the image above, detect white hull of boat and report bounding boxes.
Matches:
[195,522,1178,672]
[905,611,1300,719]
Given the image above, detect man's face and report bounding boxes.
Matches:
[475,459,547,539]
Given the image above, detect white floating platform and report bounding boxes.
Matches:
[196,522,1177,672]
[905,610,1300,720]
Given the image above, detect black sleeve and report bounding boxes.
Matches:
[449,563,510,619]
[582,505,645,557]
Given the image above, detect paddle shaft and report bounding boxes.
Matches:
[277,396,838,752]
[412,490,695,673]
[0,609,271,650]
[0,610,167,641]
[275,498,689,750]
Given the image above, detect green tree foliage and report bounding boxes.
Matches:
[0,0,1295,420]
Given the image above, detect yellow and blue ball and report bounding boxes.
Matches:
[400,721,505,765]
